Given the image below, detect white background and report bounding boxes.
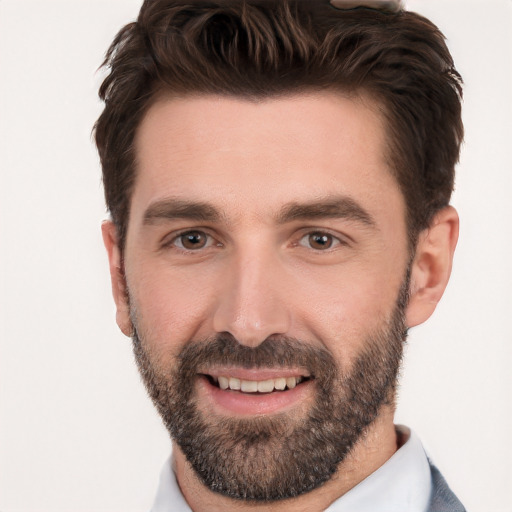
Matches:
[0,0,511,510]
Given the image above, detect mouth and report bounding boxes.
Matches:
[197,370,314,416]
[205,374,310,394]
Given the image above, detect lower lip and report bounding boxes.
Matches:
[197,376,314,416]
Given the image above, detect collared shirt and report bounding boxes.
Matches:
[150,426,432,512]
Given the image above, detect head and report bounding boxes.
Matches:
[97,0,462,506]
[95,0,463,250]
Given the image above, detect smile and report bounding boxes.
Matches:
[209,375,307,393]
[198,370,314,416]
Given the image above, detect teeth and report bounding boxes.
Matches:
[229,377,241,390]
[257,379,275,393]
[241,380,258,392]
[214,375,304,393]
[286,377,297,389]
[274,377,286,390]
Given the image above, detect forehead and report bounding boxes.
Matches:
[131,91,403,225]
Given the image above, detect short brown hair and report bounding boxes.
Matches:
[95,0,463,248]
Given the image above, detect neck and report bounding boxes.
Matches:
[174,407,398,512]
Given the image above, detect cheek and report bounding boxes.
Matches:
[297,264,404,363]
[128,263,219,360]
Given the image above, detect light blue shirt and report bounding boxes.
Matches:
[151,426,432,512]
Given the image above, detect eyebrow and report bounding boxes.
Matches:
[143,198,222,224]
[142,195,376,228]
[276,196,376,227]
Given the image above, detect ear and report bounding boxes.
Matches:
[406,206,459,328]
[101,221,133,337]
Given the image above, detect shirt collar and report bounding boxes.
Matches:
[151,453,192,512]
[150,425,432,512]
[325,425,432,512]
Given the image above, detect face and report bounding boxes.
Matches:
[111,92,414,500]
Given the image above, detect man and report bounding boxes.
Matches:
[95,0,465,510]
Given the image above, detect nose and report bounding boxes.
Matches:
[212,247,291,347]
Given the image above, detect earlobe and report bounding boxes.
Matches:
[101,221,133,337]
[405,206,459,328]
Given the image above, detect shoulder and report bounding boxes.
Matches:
[427,459,466,512]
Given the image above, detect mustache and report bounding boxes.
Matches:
[134,331,339,381]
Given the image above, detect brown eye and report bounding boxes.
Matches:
[299,232,341,250]
[308,233,333,250]
[176,231,209,250]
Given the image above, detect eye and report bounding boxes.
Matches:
[299,231,342,250]
[173,230,213,250]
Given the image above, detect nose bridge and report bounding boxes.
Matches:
[213,240,290,346]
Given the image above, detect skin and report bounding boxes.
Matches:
[103,91,458,511]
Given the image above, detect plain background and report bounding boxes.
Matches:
[0,0,511,510]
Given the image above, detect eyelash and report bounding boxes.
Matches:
[163,229,221,252]
[162,228,348,254]
[296,231,348,251]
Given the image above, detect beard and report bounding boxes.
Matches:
[131,276,409,502]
